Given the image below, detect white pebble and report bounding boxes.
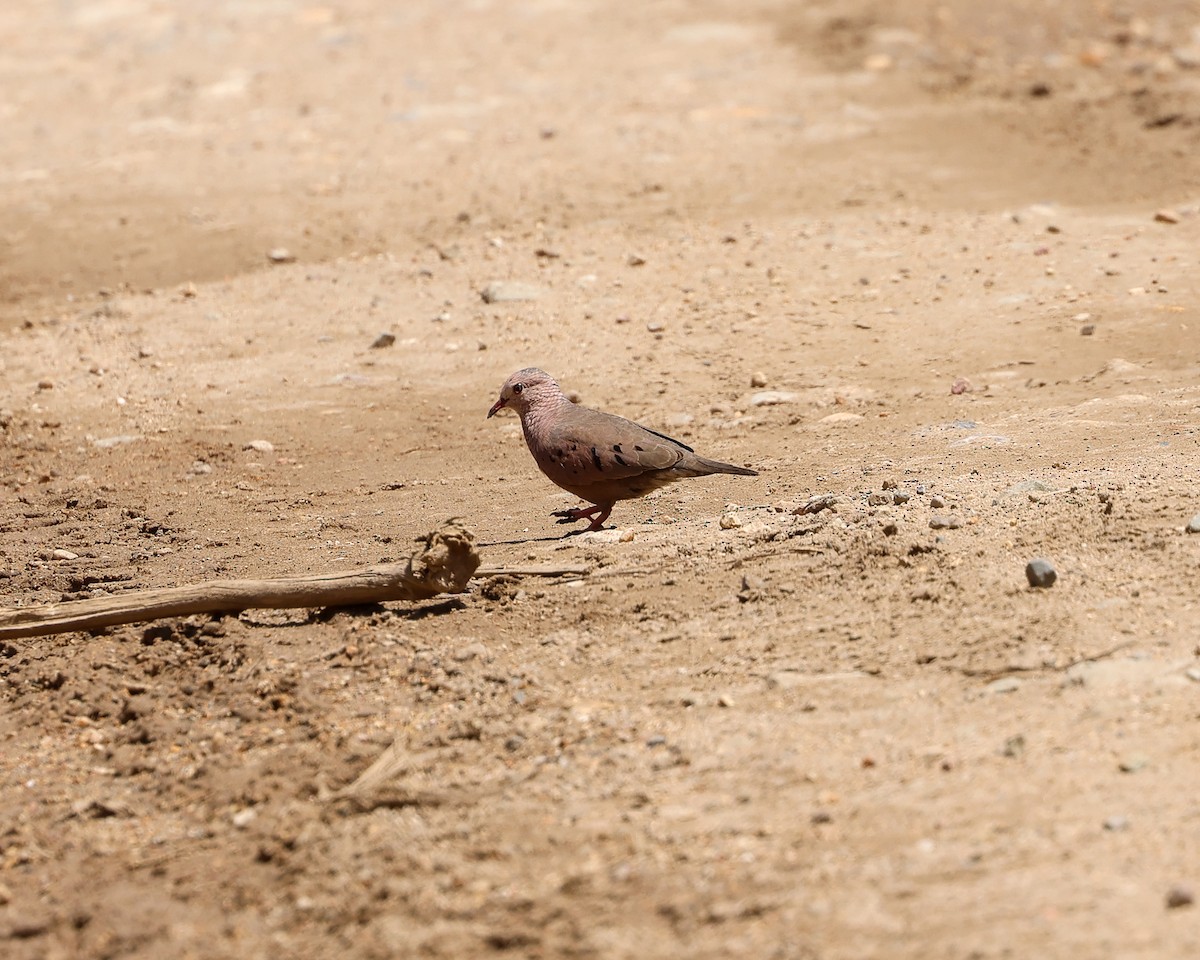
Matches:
[749,390,798,406]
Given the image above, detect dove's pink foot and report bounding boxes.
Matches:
[552,503,613,531]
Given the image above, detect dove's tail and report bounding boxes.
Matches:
[677,455,758,478]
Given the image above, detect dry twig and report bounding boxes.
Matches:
[0,522,480,641]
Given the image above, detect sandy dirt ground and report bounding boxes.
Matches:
[2,1,1200,957]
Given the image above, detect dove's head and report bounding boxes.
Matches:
[487,368,563,419]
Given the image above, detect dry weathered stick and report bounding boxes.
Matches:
[0,522,480,641]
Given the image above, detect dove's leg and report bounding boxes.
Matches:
[552,503,613,531]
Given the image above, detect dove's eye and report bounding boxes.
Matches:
[513,383,524,394]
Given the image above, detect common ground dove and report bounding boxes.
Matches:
[487,367,758,531]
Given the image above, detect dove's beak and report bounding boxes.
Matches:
[487,397,505,419]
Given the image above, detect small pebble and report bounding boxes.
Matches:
[1154,209,1181,225]
[950,377,972,395]
[1185,514,1200,534]
[719,513,742,530]
[92,435,141,448]
[1025,558,1057,588]
[51,549,79,561]
[6,915,50,938]
[1002,479,1053,499]
[794,494,836,515]
[1002,735,1026,758]
[244,440,275,453]
[929,514,961,530]
[930,495,946,508]
[370,332,396,349]
[646,321,664,333]
[1118,754,1148,774]
[892,490,910,505]
[37,378,54,391]
[480,281,543,303]
[750,371,768,388]
[231,808,257,828]
[453,642,487,662]
[749,390,798,406]
[737,574,764,602]
[1102,815,1130,832]
[1174,45,1200,69]
[987,677,1021,695]
[267,247,296,263]
[1166,885,1194,909]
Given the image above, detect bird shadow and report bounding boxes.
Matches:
[479,527,603,547]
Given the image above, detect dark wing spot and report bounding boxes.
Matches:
[634,445,644,452]
[614,454,627,466]
[590,446,603,471]
[612,444,622,453]
[552,448,563,458]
